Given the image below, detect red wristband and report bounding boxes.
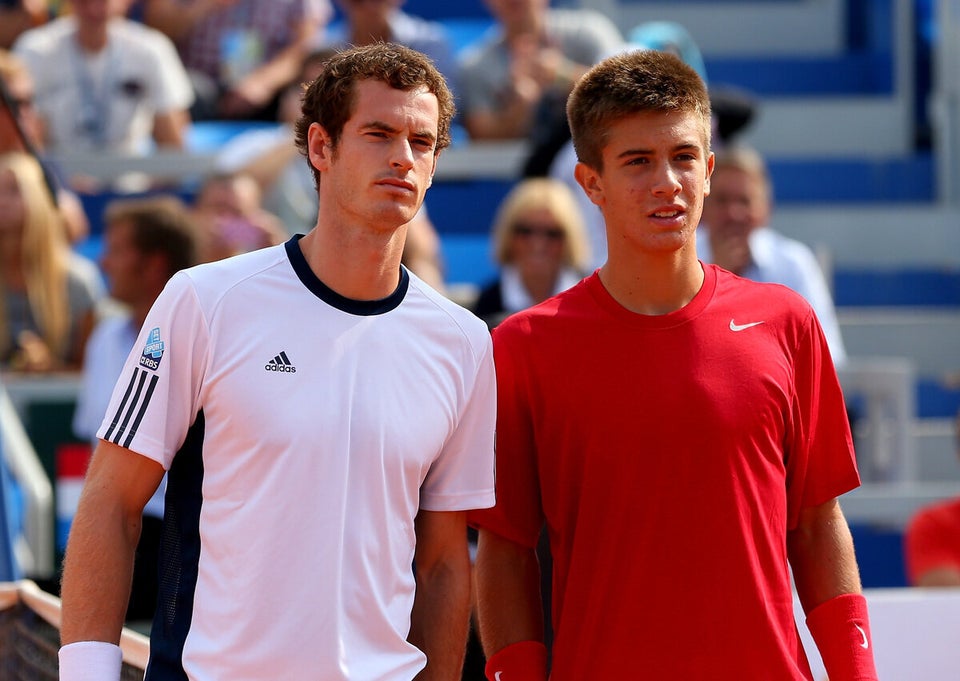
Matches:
[805,593,878,681]
[484,640,548,681]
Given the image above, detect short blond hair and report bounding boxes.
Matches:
[490,178,591,272]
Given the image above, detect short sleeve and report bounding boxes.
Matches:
[420,334,497,512]
[96,272,209,469]
[145,30,195,113]
[784,308,861,529]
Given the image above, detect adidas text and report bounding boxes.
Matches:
[265,363,297,373]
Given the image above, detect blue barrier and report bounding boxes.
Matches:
[850,522,908,588]
[0,439,20,581]
[833,267,960,307]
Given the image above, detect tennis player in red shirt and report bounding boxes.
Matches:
[472,49,878,681]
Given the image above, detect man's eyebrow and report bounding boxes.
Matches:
[615,142,702,159]
[359,119,398,133]
[360,120,437,142]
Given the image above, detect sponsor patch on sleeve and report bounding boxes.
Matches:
[139,327,165,371]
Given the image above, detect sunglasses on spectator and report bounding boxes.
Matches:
[512,223,566,241]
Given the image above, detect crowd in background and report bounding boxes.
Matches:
[0,1,958,678]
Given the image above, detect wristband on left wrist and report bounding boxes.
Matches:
[805,593,878,681]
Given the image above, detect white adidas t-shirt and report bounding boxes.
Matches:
[98,237,496,680]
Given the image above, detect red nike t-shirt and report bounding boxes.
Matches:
[472,265,861,680]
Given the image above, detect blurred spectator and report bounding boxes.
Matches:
[0,151,104,372]
[458,0,621,141]
[0,0,48,49]
[697,145,847,365]
[322,0,460,98]
[12,0,194,154]
[142,0,331,121]
[72,194,198,622]
[0,48,90,242]
[472,177,590,328]
[904,410,960,587]
[399,207,446,293]
[191,171,287,262]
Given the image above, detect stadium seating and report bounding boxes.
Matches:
[2,0,952,593]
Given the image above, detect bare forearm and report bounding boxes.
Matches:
[409,555,471,680]
[474,530,544,655]
[788,499,863,613]
[232,42,310,105]
[465,101,536,141]
[60,493,141,644]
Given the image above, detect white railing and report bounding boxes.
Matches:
[0,381,55,579]
[839,356,919,484]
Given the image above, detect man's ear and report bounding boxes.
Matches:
[703,150,715,197]
[574,161,604,208]
[307,122,333,172]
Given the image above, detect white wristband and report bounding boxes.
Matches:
[59,641,123,681]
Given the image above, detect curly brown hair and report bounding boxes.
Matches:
[567,49,711,172]
[293,43,456,188]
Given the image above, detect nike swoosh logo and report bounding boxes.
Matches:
[729,319,765,332]
[495,673,503,681]
[855,623,869,649]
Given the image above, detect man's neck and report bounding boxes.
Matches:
[298,223,407,301]
[75,21,110,53]
[599,248,704,316]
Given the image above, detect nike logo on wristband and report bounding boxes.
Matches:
[495,673,503,681]
[855,623,869,649]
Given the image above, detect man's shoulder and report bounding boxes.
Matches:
[406,275,492,351]
[88,311,135,348]
[755,227,818,259]
[109,17,183,55]
[178,245,291,300]
[494,278,595,336]
[12,16,74,56]
[712,262,812,311]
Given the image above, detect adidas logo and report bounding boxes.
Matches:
[264,351,297,373]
